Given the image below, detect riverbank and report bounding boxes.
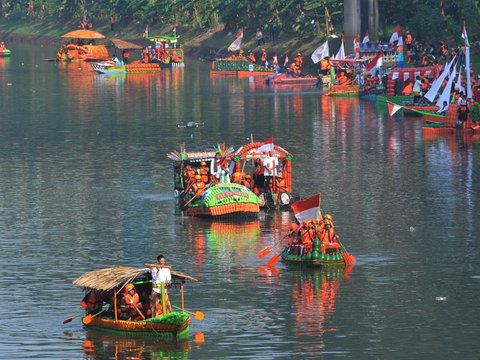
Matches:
[0,18,333,65]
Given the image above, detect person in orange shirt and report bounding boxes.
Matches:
[120,284,145,321]
[248,51,256,64]
[337,71,349,85]
[80,290,103,315]
[192,175,206,196]
[402,80,413,95]
[199,161,210,183]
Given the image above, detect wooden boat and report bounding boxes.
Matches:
[57,29,109,61]
[167,145,261,218]
[92,61,160,74]
[210,57,273,77]
[72,266,197,339]
[0,48,11,57]
[265,73,317,86]
[326,84,360,96]
[232,141,298,209]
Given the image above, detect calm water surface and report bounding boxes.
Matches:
[0,42,479,360]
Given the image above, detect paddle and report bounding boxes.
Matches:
[63,312,86,324]
[339,242,356,265]
[82,309,106,325]
[172,305,204,321]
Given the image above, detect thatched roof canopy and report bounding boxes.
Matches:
[73,266,197,291]
[111,39,143,50]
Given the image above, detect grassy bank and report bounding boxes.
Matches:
[0,18,330,65]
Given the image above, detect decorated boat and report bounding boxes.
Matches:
[260,194,356,267]
[211,57,274,77]
[326,84,360,96]
[265,73,317,86]
[232,139,298,209]
[167,144,261,218]
[57,29,109,62]
[92,61,160,74]
[0,48,11,57]
[69,265,199,339]
[148,35,185,68]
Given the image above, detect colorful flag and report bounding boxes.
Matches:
[365,51,383,75]
[389,24,403,46]
[387,102,403,118]
[228,29,243,51]
[258,136,274,153]
[291,194,321,223]
[311,40,329,64]
[362,31,370,44]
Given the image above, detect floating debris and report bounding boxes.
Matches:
[177,122,204,128]
[435,296,447,301]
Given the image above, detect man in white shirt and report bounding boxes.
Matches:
[262,151,278,192]
[412,75,422,103]
[149,255,172,316]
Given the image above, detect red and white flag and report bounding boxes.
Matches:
[365,51,383,75]
[389,25,403,46]
[387,102,403,118]
[311,40,329,64]
[291,194,321,223]
[228,28,243,51]
[362,31,370,44]
[258,136,274,153]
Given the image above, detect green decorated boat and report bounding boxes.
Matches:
[281,239,348,267]
[211,57,274,77]
[168,145,261,218]
[71,266,198,339]
[0,48,11,57]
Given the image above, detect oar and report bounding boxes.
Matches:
[82,309,106,325]
[172,305,204,321]
[339,242,356,265]
[63,311,86,324]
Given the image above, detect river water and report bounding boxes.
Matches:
[0,42,479,360]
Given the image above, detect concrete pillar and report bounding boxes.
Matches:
[367,0,379,42]
[343,0,362,53]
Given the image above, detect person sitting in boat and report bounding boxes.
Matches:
[248,50,256,64]
[402,80,413,96]
[253,159,264,193]
[192,174,206,196]
[183,164,197,187]
[231,172,242,185]
[299,221,315,254]
[336,71,349,85]
[112,56,123,66]
[147,255,172,317]
[0,41,5,50]
[320,214,339,253]
[141,47,150,63]
[80,289,104,315]
[199,161,210,183]
[271,173,287,193]
[457,98,470,128]
[119,284,146,321]
[287,62,301,77]
[319,56,332,76]
[243,174,256,192]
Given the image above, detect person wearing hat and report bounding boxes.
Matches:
[120,283,145,320]
[192,174,206,196]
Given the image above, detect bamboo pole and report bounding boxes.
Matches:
[161,282,166,315]
[114,289,118,321]
[181,283,185,310]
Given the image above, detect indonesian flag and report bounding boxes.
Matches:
[362,31,370,44]
[311,40,329,64]
[291,194,321,223]
[462,23,470,47]
[365,52,383,75]
[388,102,403,118]
[389,24,403,46]
[335,35,346,60]
[354,35,360,55]
[258,136,274,153]
[228,29,243,51]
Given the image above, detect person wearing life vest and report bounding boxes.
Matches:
[270,173,287,192]
[288,62,300,77]
[405,31,413,62]
[183,164,197,188]
[80,290,104,315]
[300,221,315,253]
[119,284,144,321]
[260,48,268,66]
[320,56,331,75]
[199,161,210,183]
[294,52,303,70]
[248,51,256,64]
[402,80,413,96]
[253,159,265,192]
[0,41,5,50]
[336,71,349,85]
[320,214,337,253]
[192,175,206,196]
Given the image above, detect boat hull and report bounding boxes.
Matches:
[266,74,317,86]
[281,251,346,267]
[84,316,190,339]
[92,62,161,74]
[0,49,11,57]
[327,84,360,96]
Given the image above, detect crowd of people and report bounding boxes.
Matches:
[182,150,288,200]
[80,255,173,321]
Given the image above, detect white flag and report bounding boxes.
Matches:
[311,40,329,64]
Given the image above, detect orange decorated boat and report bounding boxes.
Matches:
[70,265,198,340]
[265,73,317,86]
[57,29,109,62]
[167,144,261,218]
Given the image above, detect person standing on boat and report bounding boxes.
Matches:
[262,151,278,193]
[412,76,422,103]
[149,255,172,317]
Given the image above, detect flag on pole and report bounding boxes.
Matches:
[362,31,370,44]
[335,34,346,60]
[462,23,470,47]
[258,136,274,153]
[389,24,403,46]
[387,102,403,118]
[283,53,289,67]
[354,34,361,57]
[365,52,383,75]
[311,40,329,64]
[227,28,243,52]
[291,194,321,223]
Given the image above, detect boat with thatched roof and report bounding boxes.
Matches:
[71,265,198,339]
